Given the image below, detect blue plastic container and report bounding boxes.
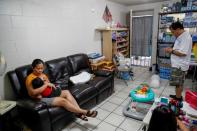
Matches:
[120,71,131,80]
[159,67,171,80]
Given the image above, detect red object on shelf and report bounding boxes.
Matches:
[185,89,197,110]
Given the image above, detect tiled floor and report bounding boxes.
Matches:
[62,66,193,131]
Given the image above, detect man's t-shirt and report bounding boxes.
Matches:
[171,31,192,71]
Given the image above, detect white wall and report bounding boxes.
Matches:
[0,0,127,99]
[127,1,171,65]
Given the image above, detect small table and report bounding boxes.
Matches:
[0,100,17,131]
[0,100,16,115]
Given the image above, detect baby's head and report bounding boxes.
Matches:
[148,105,177,131]
[32,77,44,89]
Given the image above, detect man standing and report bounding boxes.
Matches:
[165,21,192,101]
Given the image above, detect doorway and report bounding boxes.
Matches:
[130,11,153,66]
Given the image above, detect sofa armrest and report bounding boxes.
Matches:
[17,99,47,111]
[17,99,52,131]
[94,70,114,77]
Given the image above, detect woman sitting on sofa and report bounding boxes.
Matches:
[26,59,98,121]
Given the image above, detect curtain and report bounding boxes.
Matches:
[132,16,153,56]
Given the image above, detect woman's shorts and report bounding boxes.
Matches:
[41,97,54,106]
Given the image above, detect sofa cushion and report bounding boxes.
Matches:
[7,71,23,98]
[69,84,97,105]
[14,65,33,98]
[88,76,112,93]
[46,58,72,89]
[67,53,92,74]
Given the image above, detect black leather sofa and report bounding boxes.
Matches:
[7,53,114,131]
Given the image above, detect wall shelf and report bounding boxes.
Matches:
[96,28,129,61]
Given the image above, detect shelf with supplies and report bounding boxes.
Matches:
[159,10,197,15]
[96,28,129,61]
[160,25,197,29]
[116,43,129,49]
[157,41,174,45]
[156,10,197,79]
[157,43,173,58]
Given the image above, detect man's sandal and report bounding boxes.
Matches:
[76,114,88,121]
[86,110,98,118]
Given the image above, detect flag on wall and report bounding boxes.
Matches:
[102,5,112,23]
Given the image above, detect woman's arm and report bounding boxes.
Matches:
[27,82,48,98]
[26,74,49,98]
[42,74,56,88]
[177,118,189,131]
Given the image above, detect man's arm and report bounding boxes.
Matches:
[164,47,186,57]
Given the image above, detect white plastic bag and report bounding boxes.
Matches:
[150,75,160,88]
[70,72,92,84]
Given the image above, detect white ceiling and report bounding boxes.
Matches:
[108,0,168,6]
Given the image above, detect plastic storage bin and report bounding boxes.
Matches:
[185,90,197,110]
[159,66,171,80]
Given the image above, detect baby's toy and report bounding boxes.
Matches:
[123,83,155,120]
[160,97,169,105]
[130,83,155,102]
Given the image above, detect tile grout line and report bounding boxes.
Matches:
[93,82,135,130]
[82,85,129,131]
